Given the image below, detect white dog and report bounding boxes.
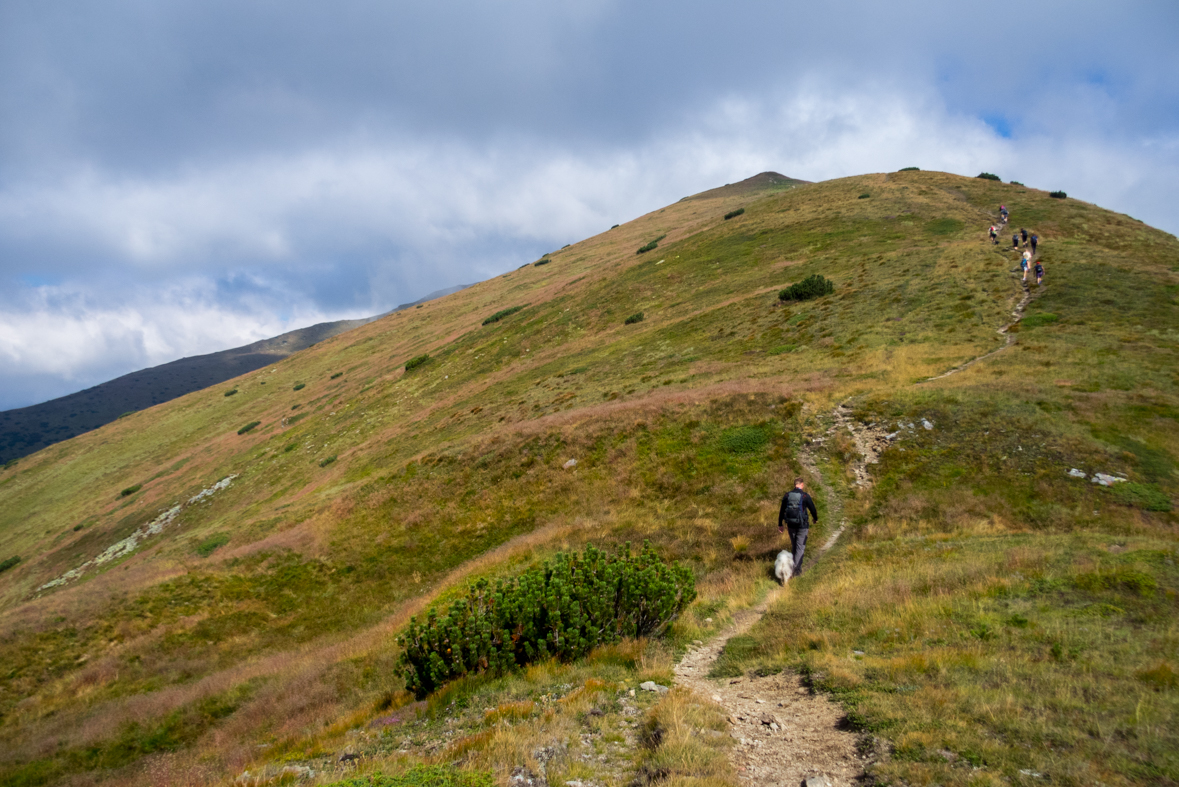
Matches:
[774,550,794,585]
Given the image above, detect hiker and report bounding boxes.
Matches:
[989,225,998,244]
[1021,250,1032,281]
[999,205,1008,222]
[1012,232,1020,250]
[1030,233,1038,255]
[1020,228,1029,246]
[1034,260,1044,286]
[778,477,819,578]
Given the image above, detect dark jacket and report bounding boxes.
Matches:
[779,487,819,530]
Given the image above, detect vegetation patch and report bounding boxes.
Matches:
[293,382,306,391]
[534,259,550,267]
[898,167,920,172]
[1050,190,1068,199]
[223,389,238,397]
[195,533,230,558]
[319,455,338,468]
[778,274,835,302]
[926,218,964,236]
[397,542,696,697]
[237,421,261,435]
[1021,312,1059,328]
[482,306,527,326]
[322,766,496,787]
[724,208,745,220]
[1110,482,1173,512]
[119,484,142,498]
[405,354,431,372]
[0,555,20,574]
[858,193,870,199]
[976,172,1001,181]
[331,372,344,379]
[718,425,771,455]
[636,235,667,254]
[624,312,645,325]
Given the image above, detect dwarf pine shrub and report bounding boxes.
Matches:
[483,305,528,326]
[405,354,431,371]
[331,372,343,379]
[319,455,337,468]
[624,312,645,325]
[724,208,745,220]
[899,166,920,172]
[977,172,1001,181]
[0,555,20,574]
[858,193,870,199]
[534,259,551,266]
[293,382,305,391]
[237,421,261,435]
[1050,190,1067,199]
[119,484,142,498]
[224,389,238,397]
[778,274,835,302]
[396,541,696,698]
[636,235,667,254]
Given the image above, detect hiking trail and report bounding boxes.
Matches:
[672,404,887,786]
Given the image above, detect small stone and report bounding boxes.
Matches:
[711,694,723,702]
[922,419,934,430]
[1019,771,1045,779]
[803,776,834,787]
[704,617,713,624]
[853,650,865,656]
[756,699,766,704]
[639,681,668,694]
[1091,473,1127,487]
[1067,468,1087,479]
[563,458,578,469]
[628,689,635,697]
[693,639,703,645]
[770,722,780,731]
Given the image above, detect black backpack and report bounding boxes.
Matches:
[784,490,804,526]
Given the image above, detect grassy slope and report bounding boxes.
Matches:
[0,170,1175,786]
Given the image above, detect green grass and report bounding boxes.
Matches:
[195,533,230,557]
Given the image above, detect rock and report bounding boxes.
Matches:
[1068,468,1087,479]
[711,694,723,702]
[587,707,604,717]
[853,650,865,655]
[510,766,547,787]
[802,777,833,787]
[922,419,934,430]
[563,459,578,469]
[1019,770,1045,779]
[639,681,669,694]
[770,722,780,731]
[760,714,778,726]
[279,765,315,780]
[885,431,899,440]
[704,617,713,624]
[756,699,766,704]
[1091,473,1127,486]
[628,689,635,697]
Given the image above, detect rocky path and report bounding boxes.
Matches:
[671,404,887,786]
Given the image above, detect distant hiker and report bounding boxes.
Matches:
[1020,228,1029,246]
[989,225,998,244]
[1034,261,1044,285]
[1012,233,1020,249]
[999,204,1009,222]
[1021,250,1032,281]
[1030,233,1039,255]
[778,477,819,578]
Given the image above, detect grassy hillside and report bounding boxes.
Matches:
[0,170,1175,787]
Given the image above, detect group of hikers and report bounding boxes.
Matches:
[989,205,1043,287]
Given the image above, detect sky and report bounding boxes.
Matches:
[1,1,1177,411]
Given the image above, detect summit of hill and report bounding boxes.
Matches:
[0,169,1175,787]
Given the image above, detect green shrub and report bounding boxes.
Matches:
[724,208,745,220]
[778,274,835,302]
[319,455,337,468]
[610,224,619,229]
[1010,180,1024,186]
[483,305,527,325]
[2,458,17,470]
[293,382,305,391]
[321,765,496,787]
[719,425,770,454]
[898,166,920,172]
[1111,482,1173,512]
[405,354,431,371]
[224,389,238,397]
[858,193,870,199]
[533,259,550,266]
[196,533,230,558]
[0,555,20,574]
[624,312,645,325]
[118,411,134,419]
[119,484,142,498]
[237,421,261,435]
[636,235,667,254]
[977,172,1001,181]
[1050,190,1067,199]
[396,541,696,697]
[331,372,343,379]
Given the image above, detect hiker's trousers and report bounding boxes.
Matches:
[787,527,808,576]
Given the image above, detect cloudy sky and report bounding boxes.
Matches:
[1,1,1177,410]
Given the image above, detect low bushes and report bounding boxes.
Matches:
[0,556,20,574]
[119,484,142,498]
[533,259,550,266]
[237,421,261,435]
[637,235,667,254]
[224,389,238,397]
[319,455,337,468]
[396,541,696,697]
[331,372,343,379]
[624,312,645,325]
[858,193,870,199]
[1050,190,1068,199]
[1111,482,1172,512]
[898,166,920,172]
[196,533,230,558]
[778,274,835,302]
[724,208,745,220]
[977,172,1001,181]
[293,382,305,391]
[482,305,526,326]
[405,354,431,371]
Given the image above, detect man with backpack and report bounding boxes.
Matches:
[778,477,820,578]
[1030,233,1039,255]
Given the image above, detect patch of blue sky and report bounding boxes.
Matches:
[982,114,1014,139]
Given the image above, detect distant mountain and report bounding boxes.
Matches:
[0,284,469,464]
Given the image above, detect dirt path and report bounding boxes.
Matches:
[672,405,886,786]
